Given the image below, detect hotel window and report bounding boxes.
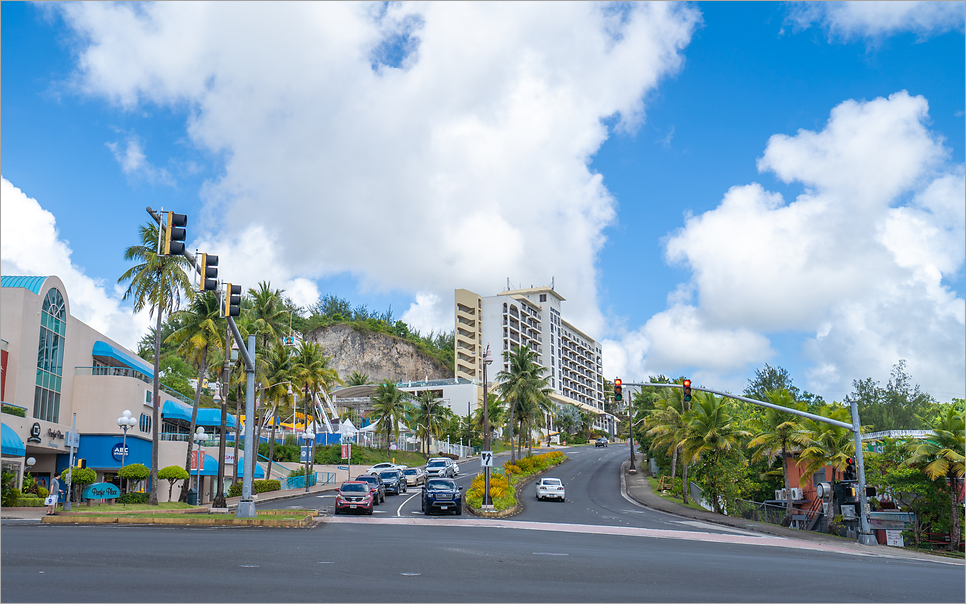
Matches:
[34,288,66,423]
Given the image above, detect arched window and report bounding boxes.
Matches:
[34,288,66,423]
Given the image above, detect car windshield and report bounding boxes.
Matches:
[541,479,562,486]
[356,476,376,483]
[341,483,367,492]
[427,479,455,490]
[379,471,398,480]
[427,461,446,468]
[403,469,416,475]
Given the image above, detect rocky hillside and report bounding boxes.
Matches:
[306,323,452,384]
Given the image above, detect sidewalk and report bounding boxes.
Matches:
[622,453,962,564]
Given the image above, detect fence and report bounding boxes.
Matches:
[732,498,809,527]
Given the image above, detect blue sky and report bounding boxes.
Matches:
[2,2,964,403]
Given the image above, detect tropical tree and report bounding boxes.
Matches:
[495,346,551,464]
[679,392,751,514]
[645,381,690,502]
[796,404,855,488]
[118,222,193,505]
[261,341,296,482]
[411,390,444,456]
[347,371,371,386]
[165,291,225,501]
[292,341,342,469]
[371,380,412,456]
[904,407,965,551]
[747,389,810,522]
[158,465,190,502]
[554,403,582,439]
[247,281,290,351]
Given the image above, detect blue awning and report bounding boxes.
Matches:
[1,275,48,295]
[237,459,265,478]
[196,408,237,430]
[163,401,236,429]
[195,453,220,476]
[92,340,154,376]
[1,423,26,457]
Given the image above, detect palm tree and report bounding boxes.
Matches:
[904,407,965,551]
[291,341,342,466]
[747,389,810,522]
[347,371,371,386]
[646,385,690,502]
[261,341,296,481]
[472,393,505,441]
[371,381,412,456]
[679,392,750,514]
[496,346,551,464]
[247,281,290,351]
[164,291,225,502]
[118,222,193,505]
[411,390,444,456]
[797,404,855,487]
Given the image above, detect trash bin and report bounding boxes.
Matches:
[186,488,198,506]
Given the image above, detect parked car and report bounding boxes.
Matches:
[595,437,608,447]
[421,478,463,515]
[379,469,408,495]
[354,474,386,504]
[402,467,426,486]
[334,481,374,515]
[366,462,402,475]
[426,458,455,478]
[536,477,566,501]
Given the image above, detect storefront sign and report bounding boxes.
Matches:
[224,451,235,465]
[82,482,121,500]
[111,443,130,462]
[885,530,904,547]
[27,422,42,443]
[46,428,64,440]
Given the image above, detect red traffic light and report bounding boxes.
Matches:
[614,378,622,387]
[682,378,692,402]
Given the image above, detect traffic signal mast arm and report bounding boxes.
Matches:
[619,381,852,430]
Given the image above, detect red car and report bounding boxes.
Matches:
[334,481,374,515]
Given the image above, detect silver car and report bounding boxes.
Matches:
[536,477,565,501]
[402,467,425,486]
[426,458,455,478]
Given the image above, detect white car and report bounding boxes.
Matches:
[425,458,455,478]
[536,477,565,501]
[366,462,402,475]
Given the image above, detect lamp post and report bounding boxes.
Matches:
[116,410,136,469]
[193,426,207,505]
[482,345,493,508]
[302,427,315,492]
[629,417,645,474]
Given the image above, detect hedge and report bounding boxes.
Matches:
[227,479,281,498]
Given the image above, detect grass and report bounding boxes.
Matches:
[646,476,711,514]
[66,510,312,519]
[57,502,194,513]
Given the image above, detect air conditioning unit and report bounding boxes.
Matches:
[775,489,787,501]
[790,488,803,500]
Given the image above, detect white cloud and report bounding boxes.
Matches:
[1,177,151,350]
[401,292,449,336]
[105,134,175,186]
[615,90,965,401]
[785,1,965,43]
[53,1,702,340]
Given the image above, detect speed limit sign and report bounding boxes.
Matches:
[481,451,493,467]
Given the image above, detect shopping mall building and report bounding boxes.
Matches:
[1,275,249,503]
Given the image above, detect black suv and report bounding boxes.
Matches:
[595,437,608,447]
[422,478,463,515]
[355,474,386,504]
[378,469,408,495]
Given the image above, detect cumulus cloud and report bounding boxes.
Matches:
[604,91,965,401]
[785,1,965,44]
[1,177,151,349]
[53,1,701,339]
[105,133,175,186]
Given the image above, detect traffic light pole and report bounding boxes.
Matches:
[623,381,875,546]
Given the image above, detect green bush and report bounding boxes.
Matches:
[118,492,149,504]
[228,481,242,498]
[37,487,49,499]
[1,404,26,417]
[14,495,46,507]
[227,479,281,498]
[2,471,22,507]
[60,467,96,486]
[119,463,151,481]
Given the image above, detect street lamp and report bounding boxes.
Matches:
[116,410,137,469]
[302,426,315,492]
[482,345,494,508]
[193,426,207,505]
[629,416,645,473]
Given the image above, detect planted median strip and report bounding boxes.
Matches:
[42,509,318,527]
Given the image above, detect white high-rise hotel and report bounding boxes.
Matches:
[454,286,615,436]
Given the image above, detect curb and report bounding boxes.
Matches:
[40,509,317,527]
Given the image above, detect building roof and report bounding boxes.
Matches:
[499,286,566,302]
[0,275,49,295]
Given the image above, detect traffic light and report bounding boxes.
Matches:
[76,458,86,469]
[614,378,622,402]
[223,283,241,317]
[844,457,856,481]
[200,253,219,292]
[161,211,188,255]
[683,379,692,402]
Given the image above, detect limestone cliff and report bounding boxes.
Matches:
[305,323,451,384]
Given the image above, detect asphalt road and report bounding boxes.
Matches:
[3,445,963,603]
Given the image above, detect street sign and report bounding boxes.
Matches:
[481,451,493,467]
[341,443,351,459]
[191,449,205,471]
[337,466,349,471]
[300,446,309,463]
